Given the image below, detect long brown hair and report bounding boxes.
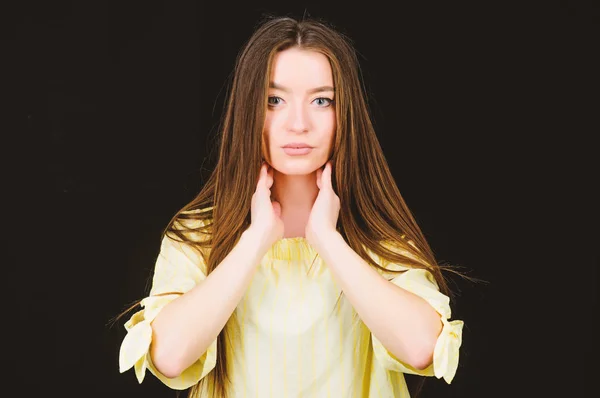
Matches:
[118,14,472,398]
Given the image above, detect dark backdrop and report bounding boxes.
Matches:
[9,1,596,397]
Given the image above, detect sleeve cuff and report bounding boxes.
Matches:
[372,268,464,384]
[433,317,463,383]
[118,295,217,389]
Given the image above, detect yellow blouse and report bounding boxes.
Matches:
[119,224,464,397]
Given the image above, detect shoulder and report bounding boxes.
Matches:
[172,206,214,241]
[361,239,429,276]
[178,205,214,222]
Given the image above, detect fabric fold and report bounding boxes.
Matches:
[118,229,217,389]
[433,317,463,383]
[371,267,464,384]
[119,311,152,377]
[118,293,219,389]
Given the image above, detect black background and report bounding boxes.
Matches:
[7,1,596,397]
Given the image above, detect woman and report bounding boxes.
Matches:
[118,15,464,398]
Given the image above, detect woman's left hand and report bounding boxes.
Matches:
[306,161,341,249]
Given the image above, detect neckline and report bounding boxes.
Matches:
[277,236,308,242]
[268,236,317,261]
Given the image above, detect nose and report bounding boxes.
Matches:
[286,103,310,133]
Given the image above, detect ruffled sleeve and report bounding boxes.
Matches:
[118,227,217,389]
[368,244,464,384]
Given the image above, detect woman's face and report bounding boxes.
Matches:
[263,47,336,175]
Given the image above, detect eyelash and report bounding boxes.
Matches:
[267,96,335,107]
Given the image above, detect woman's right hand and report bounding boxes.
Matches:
[249,162,284,247]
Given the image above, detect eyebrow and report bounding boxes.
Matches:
[269,82,335,95]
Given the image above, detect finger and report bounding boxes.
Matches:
[259,163,269,189]
[316,167,322,190]
[267,165,274,189]
[323,161,332,190]
[272,200,281,218]
[264,167,272,192]
[258,163,265,185]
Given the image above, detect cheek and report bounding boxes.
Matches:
[264,113,280,143]
[326,114,336,156]
[262,115,272,160]
[263,114,278,145]
[321,112,336,144]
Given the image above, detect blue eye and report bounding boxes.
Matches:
[268,96,282,106]
[313,97,334,107]
[267,96,334,108]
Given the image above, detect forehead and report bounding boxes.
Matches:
[270,48,333,89]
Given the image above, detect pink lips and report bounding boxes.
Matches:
[282,143,313,156]
[282,143,313,148]
[283,147,313,155]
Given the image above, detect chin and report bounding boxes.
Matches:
[271,158,322,175]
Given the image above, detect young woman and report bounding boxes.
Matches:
[118,15,464,398]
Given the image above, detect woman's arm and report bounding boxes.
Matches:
[315,232,443,370]
[150,227,268,378]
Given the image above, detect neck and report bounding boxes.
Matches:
[271,170,319,237]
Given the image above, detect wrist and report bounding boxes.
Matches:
[310,229,342,252]
[241,226,273,254]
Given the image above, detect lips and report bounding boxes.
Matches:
[282,143,313,148]
[282,147,313,155]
